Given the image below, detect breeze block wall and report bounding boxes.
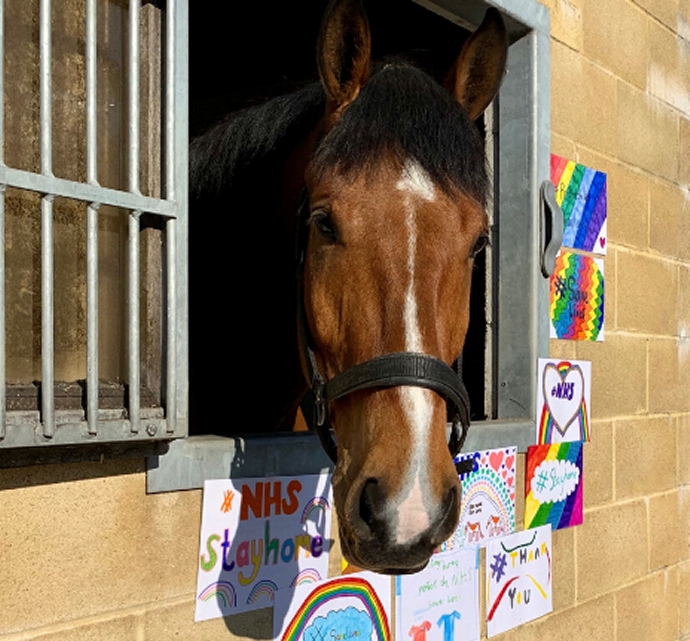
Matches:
[0,0,689,639]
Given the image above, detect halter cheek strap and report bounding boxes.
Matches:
[296,191,473,475]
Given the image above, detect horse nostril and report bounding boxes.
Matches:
[359,478,386,536]
[443,484,460,519]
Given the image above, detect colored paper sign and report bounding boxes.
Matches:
[486,525,553,637]
[525,442,583,531]
[551,154,607,254]
[550,250,604,341]
[195,474,333,621]
[396,547,480,641]
[439,447,517,551]
[536,358,591,443]
[273,571,392,641]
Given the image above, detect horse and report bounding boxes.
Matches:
[189,0,508,573]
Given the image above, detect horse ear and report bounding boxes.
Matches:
[317,0,371,121]
[446,8,508,121]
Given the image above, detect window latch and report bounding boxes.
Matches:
[539,180,564,277]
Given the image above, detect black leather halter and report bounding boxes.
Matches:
[296,192,473,474]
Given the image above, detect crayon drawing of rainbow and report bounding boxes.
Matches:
[281,577,390,641]
[198,581,237,609]
[301,496,330,524]
[246,579,278,605]
[551,154,607,254]
[291,568,322,587]
[460,468,515,535]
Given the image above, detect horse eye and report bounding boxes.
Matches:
[470,234,489,258]
[311,212,338,241]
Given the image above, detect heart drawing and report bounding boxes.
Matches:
[542,363,585,437]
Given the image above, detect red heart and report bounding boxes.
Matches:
[489,451,504,471]
[600,237,606,248]
[505,455,515,471]
[510,492,515,502]
[502,469,507,479]
[507,476,514,487]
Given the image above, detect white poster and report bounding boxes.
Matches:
[485,525,553,637]
[396,547,480,641]
[195,473,333,621]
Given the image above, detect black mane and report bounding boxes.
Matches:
[311,63,488,204]
[189,62,488,206]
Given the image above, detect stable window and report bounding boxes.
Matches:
[0,0,188,462]
[147,0,553,491]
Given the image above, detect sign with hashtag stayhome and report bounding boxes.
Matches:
[536,358,591,444]
[195,473,333,621]
[550,250,604,342]
[395,547,480,641]
[485,525,552,637]
[525,443,583,531]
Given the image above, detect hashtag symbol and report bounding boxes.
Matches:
[220,490,235,513]
[490,552,508,583]
[553,276,567,297]
[535,472,548,493]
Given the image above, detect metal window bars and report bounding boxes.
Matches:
[0,0,188,448]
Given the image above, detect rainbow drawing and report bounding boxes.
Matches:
[301,496,331,524]
[246,579,278,605]
[461,470,514,531]
[198,581,237,609]
[290,568,322,587]
[550,251,604,341]
[525,442,583,530]
[538,361,590,444]
[551,154,607,254]
[281,576,390,641]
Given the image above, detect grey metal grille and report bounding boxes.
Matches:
[0,0,188,449]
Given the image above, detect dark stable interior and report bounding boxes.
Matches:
[189,0,489,430]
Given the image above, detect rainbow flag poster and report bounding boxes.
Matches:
[486,525,553,637]
[525,442,583,531]
[273,571,392,641]
[550,250,604,341]
[439,447,517,552]
[536,358,591,444]
[551,154,607,255]
[195,473,333,621]
[396,547,480,641]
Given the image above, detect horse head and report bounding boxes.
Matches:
[301,0,508,573]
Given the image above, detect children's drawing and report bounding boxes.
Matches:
[550,250,604,341]
[439,448,516,551]
[525,442,583,530]
[536,358,591,443]
[486,526,553,637]
[274,571,392,641]
[195,474,333,621]
[396,547,480,641]
[551,154,607,254]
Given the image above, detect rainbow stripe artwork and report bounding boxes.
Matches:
[197,581,237,609]
[536,359,591,444]
[525,442,583,530]
[274,573,392,641]
[551,154,607,254]
[246,579,279,605]
[290,568,322,587]
[550,250,604,341]
[301,496,330,525]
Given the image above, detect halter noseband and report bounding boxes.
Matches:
[296,192,473,474]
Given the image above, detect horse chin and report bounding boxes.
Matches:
[338,521,437,575]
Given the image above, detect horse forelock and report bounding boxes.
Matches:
[310,63,489,205]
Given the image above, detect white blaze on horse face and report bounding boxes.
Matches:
[394,160,437,544]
